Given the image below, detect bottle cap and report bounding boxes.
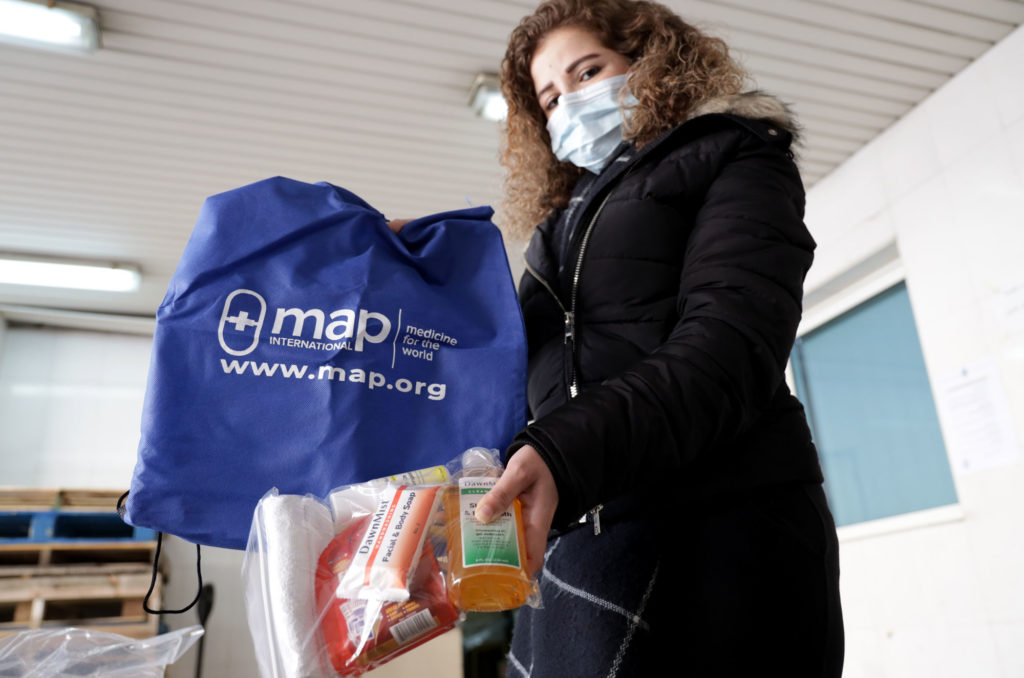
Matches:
[460,447,497,470]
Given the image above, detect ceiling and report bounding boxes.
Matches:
[1,0,1022,318]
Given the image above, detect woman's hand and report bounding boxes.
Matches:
[386,218,411,233]
[474,445,558,576]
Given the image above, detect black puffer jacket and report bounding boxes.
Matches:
[510,92,824,529]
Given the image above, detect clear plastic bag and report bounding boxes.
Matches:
[242,449,541,677]
[243,466,454,677]
[244,489,337,678]
[314,512,458,675]
[0,625,203,678]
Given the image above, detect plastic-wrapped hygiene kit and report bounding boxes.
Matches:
[0,625,203,678]
[243,448,541,677]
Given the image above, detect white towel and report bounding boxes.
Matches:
[247,493,334,678]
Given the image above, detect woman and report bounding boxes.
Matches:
[472,0,845,676]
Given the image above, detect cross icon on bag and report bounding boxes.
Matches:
[225,311,259,332]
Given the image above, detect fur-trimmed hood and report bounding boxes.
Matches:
[688,91,801,145]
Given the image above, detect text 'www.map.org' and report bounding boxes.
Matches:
[219,359,446,400]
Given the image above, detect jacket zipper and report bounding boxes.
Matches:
[576,503,605,535]
[523,180,625,537]
[566,189,614,398]
[523,259,567,316]
[523,186,618,401]
[527,124,700,379]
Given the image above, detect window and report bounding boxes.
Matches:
[791,282,957,526]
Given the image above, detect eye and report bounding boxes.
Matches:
[580,65,601,81]
[545,94,560,111]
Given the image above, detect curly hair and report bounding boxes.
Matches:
[499,0,748,239]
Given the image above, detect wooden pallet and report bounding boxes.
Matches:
[0,488,165,639]
[0,488,127,512]
[0,540,158,567]
[0,563,154,578]
[0,510,156,544]
[0,487,156,551]
[0,564,161,639]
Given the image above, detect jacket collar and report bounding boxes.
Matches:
[687,90,800,142]
[584,91,799,200]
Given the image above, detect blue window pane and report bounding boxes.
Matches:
[791,282,957,526]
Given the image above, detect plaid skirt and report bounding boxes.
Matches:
[507,483,844,677]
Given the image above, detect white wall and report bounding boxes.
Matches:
[0,326,148,487]
[800,24,1024,678]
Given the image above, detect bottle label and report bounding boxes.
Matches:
[458,477,521,569]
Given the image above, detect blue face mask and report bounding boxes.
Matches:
[546,74,636,174]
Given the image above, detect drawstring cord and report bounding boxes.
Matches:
[116,490,204,614]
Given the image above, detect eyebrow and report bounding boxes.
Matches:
[536,53,601,99]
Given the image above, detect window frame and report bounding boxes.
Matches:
[791,257,964,542]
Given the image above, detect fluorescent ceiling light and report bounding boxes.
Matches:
[468,73,507,122]
[0,0,100,52]
[0,255,141,292]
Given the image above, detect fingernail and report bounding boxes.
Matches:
[475,505,493,523]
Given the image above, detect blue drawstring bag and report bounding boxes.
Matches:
[124,177,527,550]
